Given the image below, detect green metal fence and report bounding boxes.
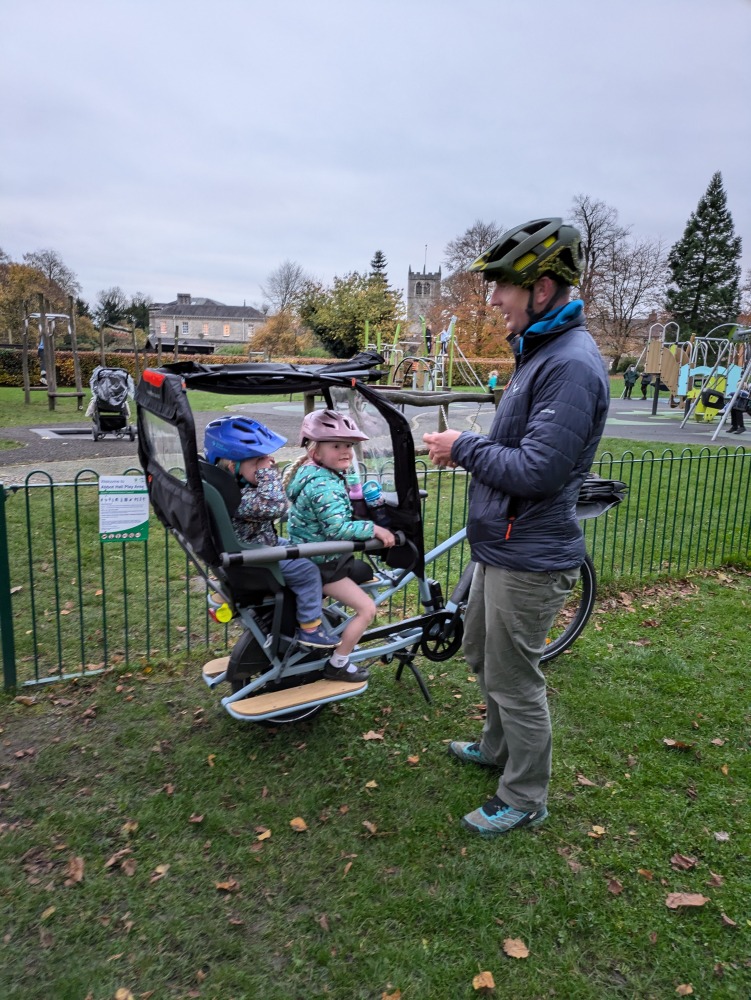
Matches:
[1,446,749,689]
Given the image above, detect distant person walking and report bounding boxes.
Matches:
[640,372,652,400]
[623,365,637,399]
[728,382,749,434]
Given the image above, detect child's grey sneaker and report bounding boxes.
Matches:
[322,658,369,684]
[461,795,548,837]
[447,741,496,767]
[296,625,341,649]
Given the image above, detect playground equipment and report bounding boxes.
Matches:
[22,293,85,411]
[679,324,750,432]
[376,315,485,391]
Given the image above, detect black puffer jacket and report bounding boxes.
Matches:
[451,312,609,572]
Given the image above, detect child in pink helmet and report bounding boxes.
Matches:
[283,409,396,683]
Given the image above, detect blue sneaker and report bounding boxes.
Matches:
[296,625,341,649]
[447,741,497,768]
[462,795,548,837]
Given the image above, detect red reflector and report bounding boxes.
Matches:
[143,369,166,387]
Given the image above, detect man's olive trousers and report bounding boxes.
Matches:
[463,562,580,812]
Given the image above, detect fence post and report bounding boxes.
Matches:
[0,485,17,690]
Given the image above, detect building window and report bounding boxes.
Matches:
[423,282,431,295]
[160,321,167,335]
[182,322,189,335]
[223,324,230,337]
[202,323,209,336]
[415,282,423,296]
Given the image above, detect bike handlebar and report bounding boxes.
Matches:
[220,531,407,567]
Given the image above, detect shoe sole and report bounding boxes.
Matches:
[297,638,341,648]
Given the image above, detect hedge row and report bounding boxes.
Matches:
[0,349,515,389]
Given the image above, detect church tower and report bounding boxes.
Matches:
[406,264,441,336]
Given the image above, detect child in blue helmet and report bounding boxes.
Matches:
[204,415,339,651]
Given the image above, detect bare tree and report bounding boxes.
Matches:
[22,248,81,297]
[260,259,309,313]
[440,220,509,356]
[569,196,630,311]
[590,237,668,367]
[443,219,504,274]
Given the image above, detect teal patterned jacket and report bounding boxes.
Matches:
[285,463,374,561]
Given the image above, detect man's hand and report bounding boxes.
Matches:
[423,430,462,468]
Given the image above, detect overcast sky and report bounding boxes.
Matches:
[2,0,750,310]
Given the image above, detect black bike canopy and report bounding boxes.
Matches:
[155,350,388,395]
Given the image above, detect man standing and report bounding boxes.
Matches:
[424,218,609,837]
[623,365,637,398]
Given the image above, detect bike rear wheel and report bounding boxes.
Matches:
[540,555,597,662]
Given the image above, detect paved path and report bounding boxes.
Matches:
[0,392,743,486]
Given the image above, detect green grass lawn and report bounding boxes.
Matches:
[1,567,749,999]
[0,386,292,428]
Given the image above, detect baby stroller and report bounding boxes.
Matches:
[87,366,136,441]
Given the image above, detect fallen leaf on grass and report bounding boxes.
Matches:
[40,906,56,921]
[675,986,693,996]
[502,938,529,959]
[104,848,132,870]
[121,820,139,837]
[362,731,384,741]
[665,893,710,909]
[576,774,597,787]
[663,738,695,751]
[720,764,729,775]
[710,738,726,746]
[290,817,308,832]
[121,858,137,877]
[14,696,37,707]
[607,878,624,895]
[362,821,377,835]
[706,871,724,887]
[406,755,420,765]
[670,853,698,871]
[256,828,271,842]
[318,913,330,932]
[472,970,496,990]
[188,814,204,824]
[65,856,84,885]
[637,869,654,880]
[216,879,240,893]
[713,831,730,842]
[588,825,607,839]
[343,861,353,878]
[382,991,401,1000]
[364,781,378,789]
[720,913,737,927]
[149,864,170,883]
[567,858,583,874]
[207,754,216,767]
[114,990,135,1000]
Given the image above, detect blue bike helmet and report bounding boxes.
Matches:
[204,416,287,465]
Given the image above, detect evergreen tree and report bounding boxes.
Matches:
[369,250,388,282]
[665,172,742,336]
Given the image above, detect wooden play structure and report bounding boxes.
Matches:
[631,321,750,436]
[22,293,85,410]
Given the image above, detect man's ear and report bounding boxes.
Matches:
[533,275,555,306]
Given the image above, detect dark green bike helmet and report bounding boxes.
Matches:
[469,218,583,288]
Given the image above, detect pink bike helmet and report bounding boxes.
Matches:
[299,408,369,445]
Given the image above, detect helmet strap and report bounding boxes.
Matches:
[524,280,568,331]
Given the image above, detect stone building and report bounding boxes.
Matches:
[406,266,441,337]
[147,293,265,354]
